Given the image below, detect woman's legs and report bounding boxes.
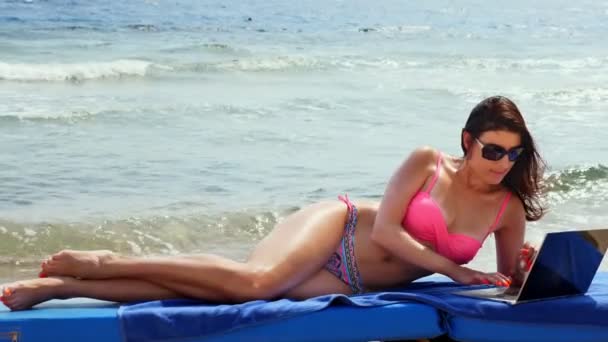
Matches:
[1,267,351,311]
[2,268,255,311]
[1,277,180,311]
[41,201,351,302]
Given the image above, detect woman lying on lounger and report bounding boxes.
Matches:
[1,95,544,310]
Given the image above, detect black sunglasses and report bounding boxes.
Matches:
[475,138,524,162]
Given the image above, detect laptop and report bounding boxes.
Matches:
[454,228,608,304]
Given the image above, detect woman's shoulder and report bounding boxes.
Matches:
[405,146,442,168]
[502,190,526,225]
[391,146,442,188]
[506,191,524,212]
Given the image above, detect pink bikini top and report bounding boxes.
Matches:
[402,154,511,265]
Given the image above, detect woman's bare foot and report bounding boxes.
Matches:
[41,250,117,279]
[1,277,73,311]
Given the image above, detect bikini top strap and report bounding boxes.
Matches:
[424,153,443,193]
[488,192,512,233]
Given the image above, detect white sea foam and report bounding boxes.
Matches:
[0,59,159,82]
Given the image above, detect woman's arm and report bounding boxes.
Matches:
[371,147,512,285]
[494,196,528,284]
[495,196,526,275]
[371,147,459,276]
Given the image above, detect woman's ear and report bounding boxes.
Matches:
[461,130,473,156]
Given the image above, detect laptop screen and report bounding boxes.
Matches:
[518,230,608,302]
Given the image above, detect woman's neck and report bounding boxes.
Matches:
[454,158,503,195]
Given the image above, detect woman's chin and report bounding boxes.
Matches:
[486,175,505,185]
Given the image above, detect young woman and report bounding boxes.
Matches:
[1,95,545,310]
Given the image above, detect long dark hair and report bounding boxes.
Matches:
[461,96,546,221]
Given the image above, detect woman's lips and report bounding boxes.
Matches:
[491,170,508,177]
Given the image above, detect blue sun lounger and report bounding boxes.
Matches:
[1,272,608,342]
[0,298,443,342]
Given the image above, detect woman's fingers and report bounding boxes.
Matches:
[519,243,538,272]
[496,273,512,286]
[465,269,512,287]
[478,273,511,287]
[493,273,511,287]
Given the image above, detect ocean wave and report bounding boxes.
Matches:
[175,55,608,74]
[0,54,421,82]
[159,42,248,55]
[0,101,270,121]
[532,88,608,107]
[545,164,608,203]
[546,165,608,191]
[0,109,96,122]
[0,209,284,263]
[0,165,605,263]
[179,56,328,72]
[0,59,159,82]
[442,56,608,72]
[176,55,409,73]
[3,54,607,82]
[167,55,608,74]
[451,87,608,107]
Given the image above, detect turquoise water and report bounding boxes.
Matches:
[1,0,607,278]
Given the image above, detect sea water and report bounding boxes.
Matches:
[1,0,607,280]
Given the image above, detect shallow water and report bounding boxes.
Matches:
[1,0,607,280]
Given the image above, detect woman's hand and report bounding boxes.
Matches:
[511,242,538,286]
[447,265,512,287]
[518,242,537,272]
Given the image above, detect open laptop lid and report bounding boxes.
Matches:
[516,229,608,303]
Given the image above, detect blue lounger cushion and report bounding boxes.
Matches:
[0,297,444,342]
[120,272,608,342]
[119,294,444,342]
[201,302,443,342]
[447,317,608,342]
[443,272,608,342]
[2,272,608,342]
[0,298,121,342]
